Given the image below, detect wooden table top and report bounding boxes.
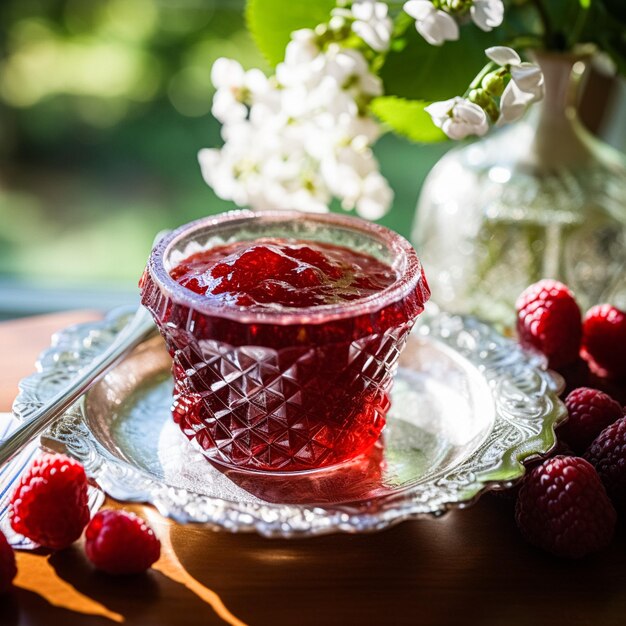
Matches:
[1,311,625,626]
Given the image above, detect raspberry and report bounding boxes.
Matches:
[582,304,626,380]
[516,280,582,369]
[585,416,626,511]
[0,530,17,594]
[85,510,160,575]
[560,387,623,453]
[10,453,90,550]
[515,456,616,558]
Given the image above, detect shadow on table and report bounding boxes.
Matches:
[169,496,626,626]
[0,593,19,626]
[45,545,227,626]
[1,586,115,626]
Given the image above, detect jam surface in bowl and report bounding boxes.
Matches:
[169,239,396,309]
[141,213,430,473]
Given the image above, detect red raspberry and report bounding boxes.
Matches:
[0,530,17,593]
[515,456,616,558]
[582,304,626,379]
[85,510,160,575]
[10,453,90,550]
[516,280,582,369]
[560,387,623,453]
[585,416,626,511]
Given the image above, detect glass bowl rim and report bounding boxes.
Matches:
[146,209,427,325]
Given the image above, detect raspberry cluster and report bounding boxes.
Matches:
[1,453,161,592]
[516,280,626,386]
[513,281,626,558]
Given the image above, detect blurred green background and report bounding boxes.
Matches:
[0,0,449,318]
[1,0,624,319]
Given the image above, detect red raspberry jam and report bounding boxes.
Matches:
[169,240,395,309]
[141,212,429,473]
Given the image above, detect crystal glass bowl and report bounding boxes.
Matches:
[140,210,430,472]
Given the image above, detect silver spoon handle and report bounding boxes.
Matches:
[0,307,157,467]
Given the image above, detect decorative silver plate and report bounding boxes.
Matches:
[13,308,566,537]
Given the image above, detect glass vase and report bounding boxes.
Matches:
[412,52,626,326]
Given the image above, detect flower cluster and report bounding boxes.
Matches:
[199,0,544,214]
[339,0,393,52]
[199,21,393,218]
[403,0,504,46]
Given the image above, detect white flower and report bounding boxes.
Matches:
[510,65,544,99]
[211,58,244,91]
[485,46,544,124]
[201,28,392,220]
[470,0,504,32]
[485,46,521,66]
[321,145,373,206]
[485,47,543,98]
[496,81,537,124]
[425,97,489,140]
[321,144,392,217]
[210,58,272,124]
[350,1,393,52]
[276,29,321,89]
[324,46,383,97]
[279,46,381,121]
[199,122,332,215]
[285,29,318,65]
[278,41,382,101]
[403,0,459,46]
[357,172,393,219]
[210,58,247,123]
[198,146,249,207]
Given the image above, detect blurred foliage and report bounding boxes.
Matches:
[246,0,336,66]
[0,0,448,292]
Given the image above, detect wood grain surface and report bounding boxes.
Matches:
[1,312,625,626]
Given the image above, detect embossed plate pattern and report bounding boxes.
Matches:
[13,309,566,537]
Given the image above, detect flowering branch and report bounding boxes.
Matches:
[199,21,393,217]
[403,0,504,45]
[198,0,550,218]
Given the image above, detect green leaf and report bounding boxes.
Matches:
[370,96,446,143]
[579,0,590,8]
[379,25,498,101]
[245,0,336,66]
